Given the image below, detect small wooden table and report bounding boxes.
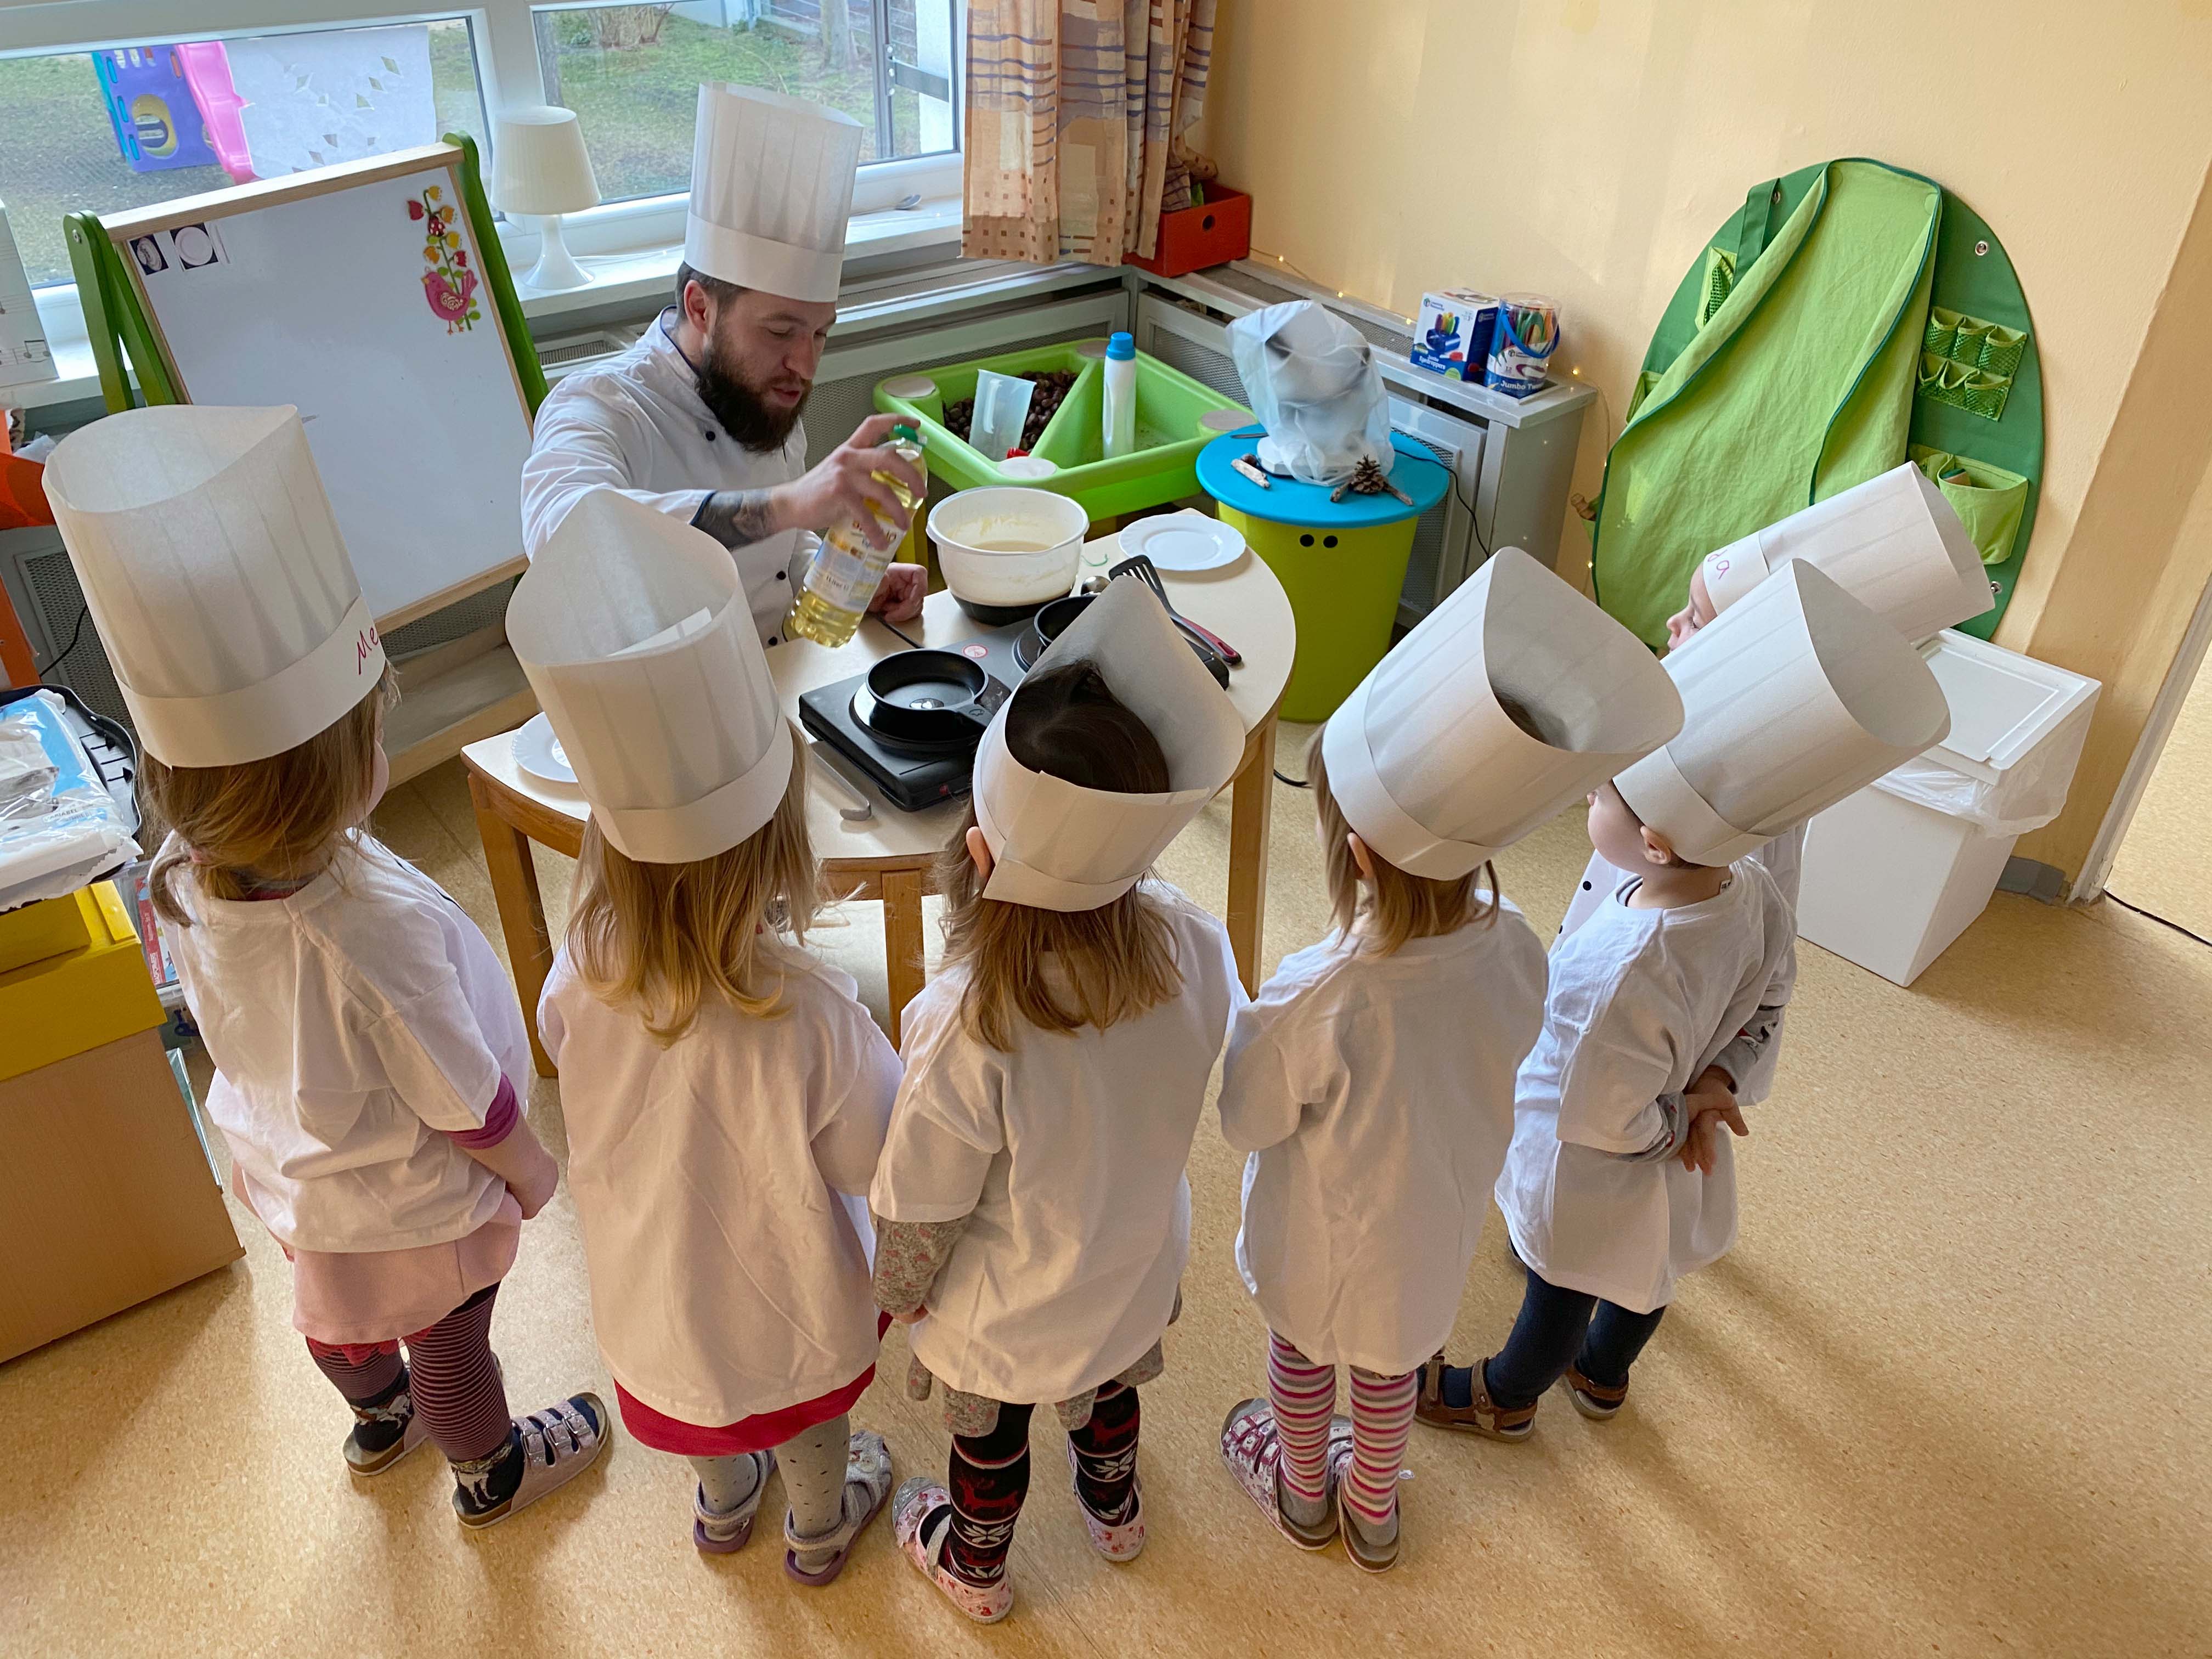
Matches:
[462,522,1295,1074]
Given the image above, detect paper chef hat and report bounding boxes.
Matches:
[1700,462,1990,642]
[1617,562,1951,867]
[43,405,385,769]
[973,576,1246,912]
[1322,548,1685,879]
[506,490,791,864]
[684,83,864,302]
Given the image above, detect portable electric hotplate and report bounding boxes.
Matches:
[798,628,1027,811]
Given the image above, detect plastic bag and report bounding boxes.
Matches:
[0,690,140,911]
[1227,301,1393,486]
[1868,699,2095,836]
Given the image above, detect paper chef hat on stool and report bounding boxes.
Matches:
[973,576,1246,912]
[684,83,864,302]
[507,490,791,864]
[1321,548,1685,879]
[43,405,385,769]
[1617,562,1951,867]
[1700,462,1990,642]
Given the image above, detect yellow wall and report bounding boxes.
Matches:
[1203,0,2212,877]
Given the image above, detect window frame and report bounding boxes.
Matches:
[0,0,966,308]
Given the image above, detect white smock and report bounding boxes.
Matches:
[1497,862,1795,1315]
[1218,906,1548,1376]
[1558,820,1804,1103]
[540,940,900,1426]
[167,837,532,1254]
[519,309,813,647]
[870,892,1241,1405]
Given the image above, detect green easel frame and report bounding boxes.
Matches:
[64,133,545,419]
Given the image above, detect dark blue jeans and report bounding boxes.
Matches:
[1486,1266,1667,1410]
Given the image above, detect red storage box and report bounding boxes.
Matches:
[1127,186,1252,277]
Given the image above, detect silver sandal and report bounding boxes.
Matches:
[455,1392,609,1531]
[784,1430,893,1585]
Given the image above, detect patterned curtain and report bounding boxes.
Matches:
[962,0,1218,267]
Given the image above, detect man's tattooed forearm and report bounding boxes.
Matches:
[692,489,782,550]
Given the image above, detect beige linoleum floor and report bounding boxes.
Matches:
[2109,650,2212,940]
[5,730,2210,1658]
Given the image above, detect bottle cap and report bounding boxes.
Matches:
[890,422,921,444]
[1106,332,1136,361]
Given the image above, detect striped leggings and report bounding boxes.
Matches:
[306,1283,513,1464]
[1266,1332,1415,1530]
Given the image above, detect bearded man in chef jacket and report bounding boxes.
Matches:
[521,84,926,648]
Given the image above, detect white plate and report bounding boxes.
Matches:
[511,713,576,786]
[1119,512,1248,573]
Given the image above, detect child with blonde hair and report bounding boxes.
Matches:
[514,492,898,1577]
[1217,550,1681,1570]
[48,407,603,1527]
[1424,563,1949,1437]
[868,580,1247,1623]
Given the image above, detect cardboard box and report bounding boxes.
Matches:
[0,1026,241,1362]
[1412,289,1499,381]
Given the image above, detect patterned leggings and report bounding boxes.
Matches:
[306,1283,513,1464]
[1266,1331,1415,1530]
[943,1382,1141,1587]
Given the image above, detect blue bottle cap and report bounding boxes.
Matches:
[1105,331,1136,360]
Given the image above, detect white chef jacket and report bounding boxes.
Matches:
[167,836,532,1254]
[520,308,815,647]
[540,940,900,1426]
[1218,907,1549,1376]
[1497,861,1795,1314]
[870,890,1242,1405]
[1559,820,1805,1103]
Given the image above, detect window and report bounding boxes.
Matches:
[0,20,489,289]
[532,2,959,206]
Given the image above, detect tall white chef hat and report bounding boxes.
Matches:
[973,576,1246,912]
[1322,548,1684,879]
[1700,461,1990,642]
[43,404,385,769]
[684,83,864,303]
[506,489,792,865]
[1616,561,1950,867]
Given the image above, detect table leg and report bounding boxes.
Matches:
[471,774,557,1078]
[882,867,928,1047]
[1227,715,1278,995]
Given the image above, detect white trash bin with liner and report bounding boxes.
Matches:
[1797,630,2099,986]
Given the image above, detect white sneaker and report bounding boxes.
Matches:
[893,1476,1013,1624]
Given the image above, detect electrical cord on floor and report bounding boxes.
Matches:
[2103,891,2212,950]
[1273,768,1310,789]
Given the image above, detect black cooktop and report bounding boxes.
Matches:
[798,625,1028,812]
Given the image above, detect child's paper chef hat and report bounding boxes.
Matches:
[685,83,863,302]
[1616,561,1951,867]
[973,575,1246,912]
[1700,462,1990,642]
[1321,548,1684,879]
[43,405,385,769]
[507,489,791,865]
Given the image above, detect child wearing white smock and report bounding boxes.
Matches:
[46,407,605,1528]
[869,580,1247,1624]
[511,492,900,1578]
[1558,461,1993,1104]
[1214,549,1681,1571]
[1422,562,1951,1436]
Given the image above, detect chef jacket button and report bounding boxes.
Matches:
[776,569,787,581]
[768,635,779,646]
[704,428,716,441]
[1582,881,1593,890]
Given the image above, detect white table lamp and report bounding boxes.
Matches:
[492,105,601,292]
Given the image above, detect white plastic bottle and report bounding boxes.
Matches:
[1102,331,1137,458]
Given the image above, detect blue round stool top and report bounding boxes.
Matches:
[1195,428,1452,528]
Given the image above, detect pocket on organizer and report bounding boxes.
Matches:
[1912,445,2029,566]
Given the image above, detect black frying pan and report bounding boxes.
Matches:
[850,649,1013,752]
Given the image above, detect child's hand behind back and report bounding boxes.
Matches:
[1679,1067,1749,1176]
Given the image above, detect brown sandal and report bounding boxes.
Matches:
[1563,1364,1630,1421]
[1413,1353,1536,1440]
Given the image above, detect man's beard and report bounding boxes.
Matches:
[698,335,809,452]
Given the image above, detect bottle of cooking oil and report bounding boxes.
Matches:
[783,424,927,647]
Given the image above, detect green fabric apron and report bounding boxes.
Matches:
[1592,160,1942,646]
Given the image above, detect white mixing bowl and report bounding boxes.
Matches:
[928,487,1091,623]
